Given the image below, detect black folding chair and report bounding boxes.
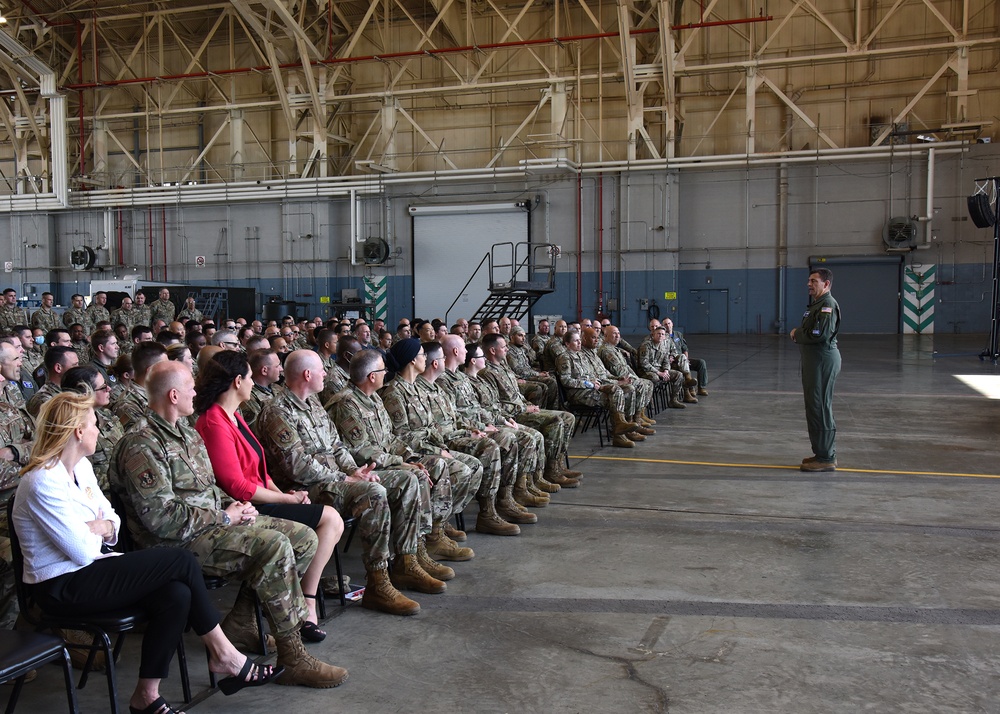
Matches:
[0,630,78,713]
[7,497,191,714]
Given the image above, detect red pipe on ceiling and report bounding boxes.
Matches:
[62,17,772,91]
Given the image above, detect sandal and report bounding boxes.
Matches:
[300,593,327,642]
[300,620,327,643]
[129,696,185,714]
[217,658,283,696]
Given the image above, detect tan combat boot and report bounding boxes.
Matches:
[638,408,657,426]
[683,387,699,404]
[361,566,421,616]
[544,464,579,488]
[627,431,646,442]
[416,538,455,581]
[426,522,475,561]
[683,372,698,387]
[497,487,538,524]
[559,462,583,479]
[389,554,447,594]
[533,470,560,493]
[514,472,548,508]
[668,394,686,409]
[475,496,521,535]
[697,387,708,396]
[632,422,655,436]
[275,631,349,688]
[613,433,635,448]
[610,411,639,435]
[443,522,467,542]
[221,588,276,654]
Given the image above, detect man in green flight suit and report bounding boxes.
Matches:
[790,268,841,473]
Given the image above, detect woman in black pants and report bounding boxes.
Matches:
[12,391,281,714]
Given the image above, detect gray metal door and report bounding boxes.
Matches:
[687,288,729,334]
[808,258,901,333]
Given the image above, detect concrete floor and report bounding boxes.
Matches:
[14,333,1000,713]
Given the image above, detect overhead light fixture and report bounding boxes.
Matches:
[0,14,7,25]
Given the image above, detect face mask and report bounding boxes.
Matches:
[34,336,44,345]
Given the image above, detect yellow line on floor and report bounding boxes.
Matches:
[570,455,1000,480]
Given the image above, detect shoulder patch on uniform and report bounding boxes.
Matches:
[349,426,363,442]
[276,428,295,445]
[821,307,833,313]
[138,470,156,488]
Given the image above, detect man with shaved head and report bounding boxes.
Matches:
[111,360,347,687]
[540,319,569,373]
[599,324,657,427]
[254,350,437,615]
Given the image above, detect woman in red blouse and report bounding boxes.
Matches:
[194,351,342,642]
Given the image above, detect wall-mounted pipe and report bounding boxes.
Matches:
[914,147,936,250]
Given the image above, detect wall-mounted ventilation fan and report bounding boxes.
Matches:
[363,237,390,265]
[882,217,918,250]
[70,246,97,271]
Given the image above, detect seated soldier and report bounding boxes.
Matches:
[506,325,558,408]
[110,361,348,688]
[329,350,470,563]
[113,341,168,430]
[26,346,79,419]
[638,325,690,409]
[379,339,484,556]
[254,350,437,616]
[598,325,657,427]
[665,317,708,396]
[556,328,651,449]
[240,348,284,428]
[480,334,581,488]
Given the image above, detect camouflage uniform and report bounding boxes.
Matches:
[0,395,32,629]
[110,411,316,638]
[25,381,60,420]
[556,348,636,416]
[0,305,28,330]
[2,381,32,438]
[329,385,450,531]
[71,338,90,362]
[62,307,92,333]
[177,307,204,324]
[148,298,176,325]
[480,361,574,467]
[22,348,43,378]
[133,305,152,329]
[416,374,504,499]
[240,382,279,428]
[92,407,125,493]
[598,342,654,414]
[506,342,558,408]
[85,304,110,327]
[113,382,148,431]
[254,387,423,568]
[638,339,685,401]
[319,362,350,409]
[110,306,142,332]
[438,368,544,488]
[540,338,567,374]
[380,377,483,519]
[530,333,550,354]
[30,306,60,333]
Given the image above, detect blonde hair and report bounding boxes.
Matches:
[21,391,95,475]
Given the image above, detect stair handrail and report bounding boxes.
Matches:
[445,251,491,324]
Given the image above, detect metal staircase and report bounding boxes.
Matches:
[447,242,556,323]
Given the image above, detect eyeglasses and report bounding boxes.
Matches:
[221,341,239,347]
[95,383,112,392]
[369,368,388,375]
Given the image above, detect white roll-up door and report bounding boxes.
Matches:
[410,203,529,323]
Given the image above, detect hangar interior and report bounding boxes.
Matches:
[0,0,998,333]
